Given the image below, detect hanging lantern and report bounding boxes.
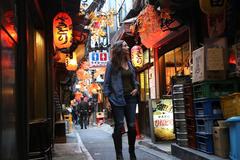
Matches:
[131,45,143,68]
[76,68,91,80]
[88,83,101,96]
[74,91,83,101]
[53,12,73,49]
[65,52,78,71]
[199,0,227,15]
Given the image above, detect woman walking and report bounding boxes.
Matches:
[103,40,139,160]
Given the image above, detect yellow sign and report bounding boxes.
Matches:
[152,99,175,140]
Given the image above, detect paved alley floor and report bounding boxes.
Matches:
[53,124,179,160]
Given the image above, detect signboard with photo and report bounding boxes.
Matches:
[151,98,175,141]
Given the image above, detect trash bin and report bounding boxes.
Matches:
[225,116,240,160]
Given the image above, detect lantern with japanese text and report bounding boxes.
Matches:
[199,0,227,15]
[53,12,73,49]
[131,45,143,68]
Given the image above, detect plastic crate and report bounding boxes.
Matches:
[173,93,184,99]
[196,118,217,134]
[187,126,196,136]
[220,93,240,119]
[188,134,197,149]
[176,132,188,139]
[193,80,238,100]
[174,105,185,113]
[175,120,187,132]
[196,133,214,154]
[177,139,188,147]
[194,99,223,119]
[173,98,185,106]
[184,95,194,117]
[186,117,196,128]
[173,84,184,92]
[174,112,185,119]
[184,84,193,96]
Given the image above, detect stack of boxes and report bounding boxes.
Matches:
[192,38,238,154]
[173,84,188,146]
[172,76,191,147]
[183,83,196,149]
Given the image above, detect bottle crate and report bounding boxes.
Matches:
[174,112,185,119]
[184,95,194,117]
[193,80,238,100]
[175,120,187,132]
[196,118,217,134]
[194,99,223,119]
[188,134,197,149]
[184,84,193,96]
[196,133,214,154]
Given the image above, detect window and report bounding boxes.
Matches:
[164,42,191,95]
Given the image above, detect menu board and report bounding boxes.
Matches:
[152,98,175,140]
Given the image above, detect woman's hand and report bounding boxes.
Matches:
[105,98,112,111]
[130,89,138,96]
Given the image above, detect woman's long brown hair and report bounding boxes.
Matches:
[110,40,128,74]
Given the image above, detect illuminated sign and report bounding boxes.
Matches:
[53,12,73,49]
[152,98,175,140]
[89,50,109,67]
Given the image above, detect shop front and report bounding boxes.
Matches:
[142,1,240,159]
[136,4,191,143]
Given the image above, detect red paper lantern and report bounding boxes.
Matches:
[131,45,143,68]
[53,12,73,49]
[74,91,83,101]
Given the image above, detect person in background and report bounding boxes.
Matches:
[70,99,78,125]
[78,96,89,129]
[103,40,139,160]
[87,99,94,127]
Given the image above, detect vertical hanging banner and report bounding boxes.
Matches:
[53,12,73,49]
[89,50,109,67]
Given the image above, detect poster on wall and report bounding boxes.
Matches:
[149,66,156,99]
[192,47,205,83]
[151,98,175,140]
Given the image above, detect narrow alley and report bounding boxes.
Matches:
[1,0,240,160]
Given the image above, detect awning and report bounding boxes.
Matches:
[137,4,186,48]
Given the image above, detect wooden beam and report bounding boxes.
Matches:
[33,0,45,26]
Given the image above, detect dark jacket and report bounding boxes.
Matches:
[78,101,89,115]
[103,61,139,106]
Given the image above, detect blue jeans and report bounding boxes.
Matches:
[111,95,137,134]
[110,95,137,154]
